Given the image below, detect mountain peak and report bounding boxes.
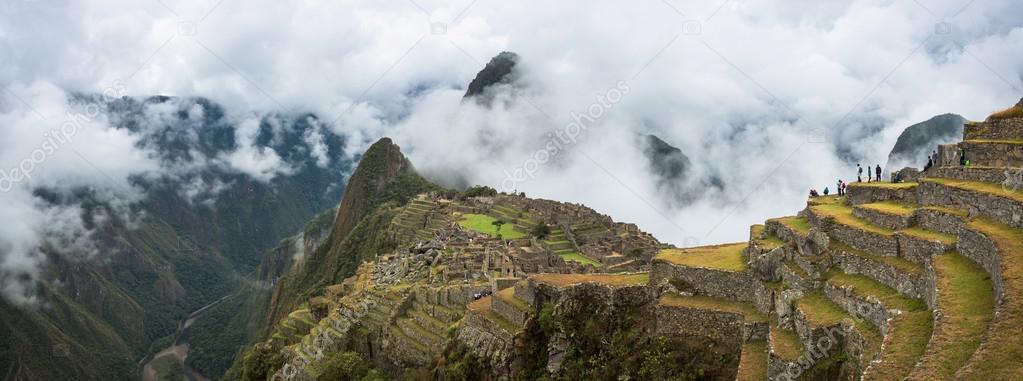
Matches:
[328,137,414,245]
[463,51,520,100]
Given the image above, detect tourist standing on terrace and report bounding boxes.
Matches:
[875,165,882,182]
[857,164,863,182]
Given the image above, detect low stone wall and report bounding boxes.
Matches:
[829,223,899,257]
[957,227,1005,302]
[914,208,966,235]
[959,140,1023,167]
[791,309,872,376]
[651,260,757,303]
[964,117,1023,141]
[415,283,492,309]
[491,295,529,327]
[821,283,890,334]
[832,246,929,303]
[655,304,746,344]
[514,281,536,306]
[895,233,949,264]
[918,181,1023,229]
[892,167,922,183]
[852,206,914,230]
[845,184,918,205]
[928,166,1013,185]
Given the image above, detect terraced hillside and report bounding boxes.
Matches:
[231,101,1023,381]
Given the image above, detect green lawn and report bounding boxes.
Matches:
[559,251,603,267]
[457,213,527,239]
[654,243,748,272]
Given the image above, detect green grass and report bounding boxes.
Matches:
[857,201,916,217]
[558,251,603,267]
[770,321,803,362]
[772,216,810,234]
[457,213,527,239]
[750,224,784,251]
[924,177,1023,203]
[654,243,748,272]
[659,293,767,323]
[496,288,530,311]
[782,260,808,278]
[986,104,1023,120]
[824,270,926,311]
[847,181,918,190]
[899,227,957,245]
[954,219,1023,379]
[737,340,768,381]
[909,251,995,380]
[811,203,894,236]
[794,291,855,327]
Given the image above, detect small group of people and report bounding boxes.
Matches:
[924,150,938,171]
[836,179,848,195]
[856,164,883,182]
[472,289,494,300]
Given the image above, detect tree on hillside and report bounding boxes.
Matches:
[491,219,506,235]
[531,222,551,239]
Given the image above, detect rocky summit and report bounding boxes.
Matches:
[227,102,1023,381]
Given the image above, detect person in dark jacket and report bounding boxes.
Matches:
[875,165,882,182]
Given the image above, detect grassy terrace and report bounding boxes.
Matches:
[770,321,803,362]
[457,213,527,239]
[924,177,1023,203]
[737,340,768,381]
[921,205,970,218]
[659,293,767,323]
[955,219,1023,379]
[467,296,520,333]
[794,292,882,362]
[986,103,1023,120]
[909,252,994,380]
[782,260,808,278]
[496,287,530,311]
[811,203,894,236]
[750,224,784,251]
[899,227,957,245]
[654,243,748,272]
[558,251,603,267]
[825,271,932,380]
[531,272,649,287]
[856,201,916,217]
[771,216,810,235]
[846,181,918,190]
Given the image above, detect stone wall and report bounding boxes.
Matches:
[914,208,966,235]
[852,206,914,230]
[959,140,1023,167]
[654,304,746,344]
[964,118,1023,141]
[957,227,1006,302]
[822,283,890,333]
[456,309,517,375]
[918,181,1023,229]
[927,166,1011,185]
[491,295,529,327]
[827,223,898,257]
[894,233,949,264]
[650,260,757,302]
[831,246,931,304]
[845,184,918,206]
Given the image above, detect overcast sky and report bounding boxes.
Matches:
[1,0,1022,302]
